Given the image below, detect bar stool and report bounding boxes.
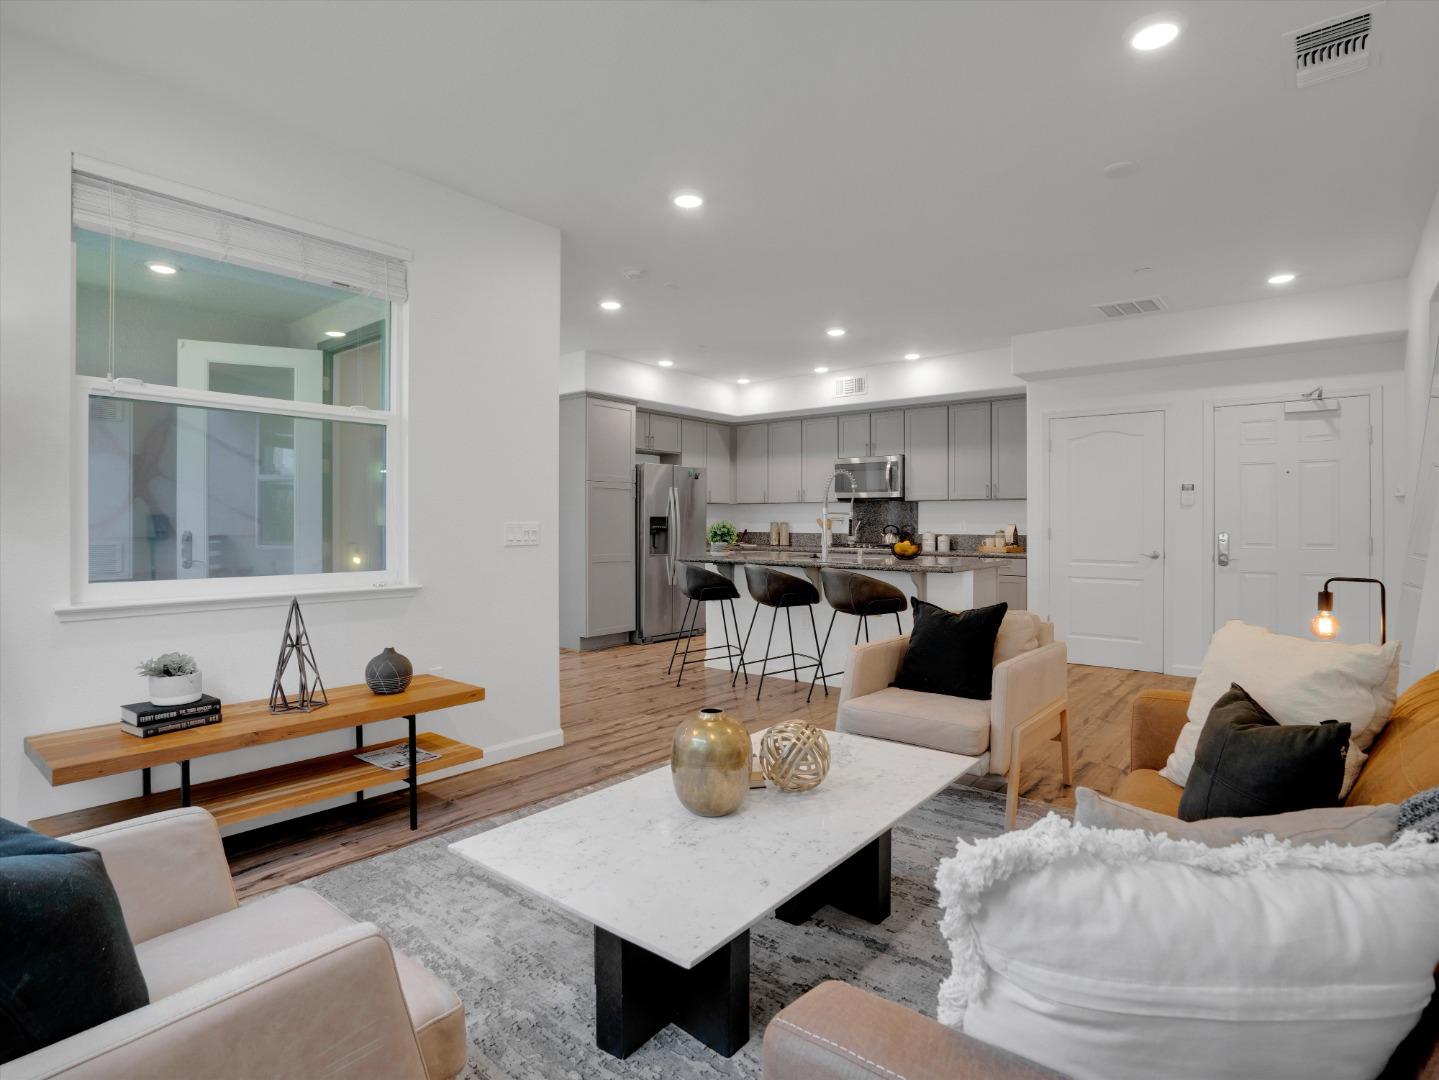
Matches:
[669,565,749,688]
[735,565,827,700]
[808,568,907,703]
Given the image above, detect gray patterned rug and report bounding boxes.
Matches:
[304,777,1055,1080]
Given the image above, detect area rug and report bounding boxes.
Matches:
[304,777,1057,1080]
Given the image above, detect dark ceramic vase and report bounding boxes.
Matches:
[365,646,413,695]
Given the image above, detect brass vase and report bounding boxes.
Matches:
[671,708,750,817]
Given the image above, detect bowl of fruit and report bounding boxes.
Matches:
[889,533,922,561]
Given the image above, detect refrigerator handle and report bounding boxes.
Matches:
[666,486,679,585]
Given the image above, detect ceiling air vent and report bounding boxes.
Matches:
[1094,296,1166,320]
[833,375,868,399]
[1293,10,1372,88]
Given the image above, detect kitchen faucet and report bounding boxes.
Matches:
[820,467,856,563]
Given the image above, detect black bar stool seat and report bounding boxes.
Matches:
[808,569,907,702]
[736,565,826,700]
[669,565,748,687]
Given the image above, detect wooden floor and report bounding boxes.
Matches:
[226,637,1192,900]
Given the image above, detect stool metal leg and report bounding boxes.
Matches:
[668,598,693,674]
[674,596,702,687]
[729,600,749,685]
[896,613,903,637]
[862,615,871,643]
[755,606,780,700]
[718,598,735,676]
[807,605,829,699]
[807,608,838,703]
[734,604,760,688]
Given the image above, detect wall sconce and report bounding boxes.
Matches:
[1311,576,1386,644]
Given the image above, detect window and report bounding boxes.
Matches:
[72,167,409,603]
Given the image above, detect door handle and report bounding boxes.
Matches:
[181,529,194,570]
[1216,532,1230,567]
[1140,550,1162,560]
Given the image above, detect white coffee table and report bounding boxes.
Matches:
[449,729,978,1058]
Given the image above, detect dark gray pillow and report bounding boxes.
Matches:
[1178,684,1349,822]
[1398,786,1439,840]
[0,818,149,1063]
[892,599,1008,700]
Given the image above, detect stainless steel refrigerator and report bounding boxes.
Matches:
[635,463,708,643]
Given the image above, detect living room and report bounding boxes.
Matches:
[2,2,1438,1079]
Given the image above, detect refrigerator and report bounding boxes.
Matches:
[635,463,708,643]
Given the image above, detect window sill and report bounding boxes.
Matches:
[55,583,421,623]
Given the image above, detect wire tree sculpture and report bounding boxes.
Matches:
[269,598,329,713]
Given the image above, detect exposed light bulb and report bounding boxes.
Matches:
[1310,611,1339,640]
[1130,22,1179,50]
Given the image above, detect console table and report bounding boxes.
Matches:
[24,675,485,837]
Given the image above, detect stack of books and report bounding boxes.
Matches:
[119,695,223,738]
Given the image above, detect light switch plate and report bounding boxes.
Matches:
[504,522,541,547]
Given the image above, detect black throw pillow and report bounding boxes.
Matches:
[0,818,149,1064]
[892,598,1008,700]
[1177,684,1350,822]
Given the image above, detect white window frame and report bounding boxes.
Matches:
[66,159,411,613]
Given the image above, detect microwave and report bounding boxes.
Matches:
[834,456,904,500]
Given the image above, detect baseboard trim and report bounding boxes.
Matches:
[423,727,566,784]
[1167,664,1201,677]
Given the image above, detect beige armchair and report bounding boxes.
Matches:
[4,808,465,1080]
[837,610,1070,829]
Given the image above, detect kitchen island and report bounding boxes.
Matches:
[677,548,1001,690]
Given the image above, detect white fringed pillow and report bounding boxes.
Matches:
[936,815,1439,1080]
[1162,621,1400,795]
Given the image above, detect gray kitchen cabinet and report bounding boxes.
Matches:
[648,412,682,454]
[904,406,949,500]
[680,418,707,468]
[991,398,1027,499]
[870,410,905,456]
[767,420,803,503]
[948,401,992,499]
[585,480,636,636]
[634,410,651,451]
[705,423,734,503]
[995,557,1027,611]
[586,398,636,482]
[801,415,838,502]
[735,423,768,503]
[838,413,870,458]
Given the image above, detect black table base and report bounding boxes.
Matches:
[775,830,891,925]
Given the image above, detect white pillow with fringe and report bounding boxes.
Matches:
[936,815,1439,1080]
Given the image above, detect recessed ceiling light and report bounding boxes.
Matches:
[324,330,347,338]
[736,378,751,385]
[657,359,674,367]
[599,299,622,311]
[1267,272,1296,285]
[672,191,704,210]
[146,262,177,275]
[1130,21,1179,51]
[825,327,846,338]
[904,352,920,361]
[813,366,829,374]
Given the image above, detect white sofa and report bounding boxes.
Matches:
[5,808,465,1080]
[836,610,1070,828]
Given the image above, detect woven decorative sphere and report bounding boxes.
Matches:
[759,721,831,793]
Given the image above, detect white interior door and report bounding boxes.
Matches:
[1213,396,1372,642]
[1049,411,1165,671]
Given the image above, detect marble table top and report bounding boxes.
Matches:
[680,550,996,574]
[449,730,978,968]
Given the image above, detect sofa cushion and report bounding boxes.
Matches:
[837,687,991,756]
[1076,787,1399,847]
[935,816,1439,1080]
[136,887,464,1080]
[1348,668,1439,807]
[0,818,149,1064]
[893,599,1008,700]
[992,611,1040,666]
[1110,769,1184,817]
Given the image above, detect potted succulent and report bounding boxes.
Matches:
[707,520,738,554]
[137,652,203,706]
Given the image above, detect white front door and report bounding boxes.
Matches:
[1213,396,1373,642]
[1049,411,1165,671]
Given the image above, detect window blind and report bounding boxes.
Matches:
[73,171,408,302]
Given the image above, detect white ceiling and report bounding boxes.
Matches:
[7,0,1439,382]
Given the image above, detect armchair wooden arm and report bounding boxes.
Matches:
[1130,690,1192,772]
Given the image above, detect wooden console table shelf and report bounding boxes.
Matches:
[25,675,485,838]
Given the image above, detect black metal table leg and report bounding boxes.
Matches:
[407,714,418,830]
[775,830,891,925]
[142,767,151,798]
[595,927,749,1058]
[180,760,191,807]
[355,725,365,803]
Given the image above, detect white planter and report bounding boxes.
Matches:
[709,542,732,554]
[149,671,203,706]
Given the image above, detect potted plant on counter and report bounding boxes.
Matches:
[138,652,203,706]
[707,520,738,554]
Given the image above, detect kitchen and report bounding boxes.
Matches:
[558,394,1028,683]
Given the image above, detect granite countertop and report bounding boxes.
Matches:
[680,549,998,574]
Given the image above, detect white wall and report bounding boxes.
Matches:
[1406,189,1439,491]
[0,33,562,825]
[1026,341,1407,676]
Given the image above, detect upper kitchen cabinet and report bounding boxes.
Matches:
[870,410,905,457]
[680,418,707,468]
[706,423,734,503]
[636,411,682,453]
[767,419,803,504]
[735,423,768,503]
[586,398,636,483]
[948,401,992,499]
[838,413,870,458]
[905,406,948,500]
[990,398,1027,499]
[800,415,838,502]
